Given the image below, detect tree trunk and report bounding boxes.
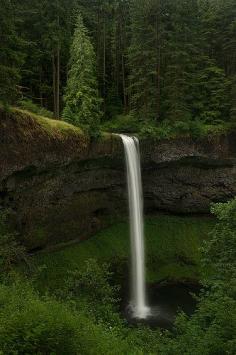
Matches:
[156,2,161,121]
[52,45,60,119]
[122,53,127,112]
[56,43,60,119]
[39,66,43,107]
[52,53,57,117]
[103,20,106,113]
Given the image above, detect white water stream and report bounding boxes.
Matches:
[120,134,150,319]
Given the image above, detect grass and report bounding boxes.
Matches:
[30,215,215,292]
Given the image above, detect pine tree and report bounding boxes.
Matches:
[17,0,77,116]
[161,0,200,122]
[109,0,130,117]
[63,14,102,135]
[193,58,231,122]
[229,75,236,121]
[128,0,161,121]
[0,0,24,105]
[193,0,232,122]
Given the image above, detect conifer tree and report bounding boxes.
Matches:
[128,0,161,121]
[63,14,102,135]
[0,0,24,105]
[161,0,200,122]
[193,58,231,122]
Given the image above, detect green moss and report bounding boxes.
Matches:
[31,215,214,292]
[12,108,84,137]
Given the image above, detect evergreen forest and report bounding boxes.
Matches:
[1,0,236,135]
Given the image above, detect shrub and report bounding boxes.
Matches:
[102,114,140,133]
[18,99,53,118]
[65,259,119,303]
[62,259,121,325]
[0,278,141,355]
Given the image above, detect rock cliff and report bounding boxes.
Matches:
[1,108,236,249]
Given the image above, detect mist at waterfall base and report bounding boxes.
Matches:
[120,134,199,327]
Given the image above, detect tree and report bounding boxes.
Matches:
[63,14,102,135]
[161,0,200,122]
[192,58,231,122]
[0,0,24,105]
[128,0,161,121]
[17,0,77,117]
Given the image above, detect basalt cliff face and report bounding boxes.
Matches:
[1,108,236,249]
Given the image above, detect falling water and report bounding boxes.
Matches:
[120,134,150,319]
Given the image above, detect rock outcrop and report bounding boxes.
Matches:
[1,108,236,249]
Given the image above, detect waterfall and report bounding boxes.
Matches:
[120,134,150,319]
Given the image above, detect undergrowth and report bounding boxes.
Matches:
[31,215,214,292]
[102,114,236,139]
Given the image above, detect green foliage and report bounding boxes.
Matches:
[128,0,160,120]
[61,259,121,325]
[1,0,235,131]
[63,14,102,137]
[139,119,234,139]
[31,216,213,293]
[0,280,80,354]
[203,199,236,282]
[0,278,140,355]
[0,0,24,105]
[101,114,140,133]
[101,114,235,139]
[230,75,236,121]
[26,202,236,354]
[18,99,53,118]
[65,259,119,306]
[4,205,236,354]
[193,60,231,123]
[155,199,236,355]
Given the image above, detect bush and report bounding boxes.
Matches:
[0,281,81,354]
[18,99,53,118]
[65,259,119,304]
[101,114,140,133]
[0,278,142,355]
[61,259,121,325]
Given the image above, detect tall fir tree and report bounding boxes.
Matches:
[63,14,102,135]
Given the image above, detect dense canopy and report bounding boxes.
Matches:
[1,0,235,133]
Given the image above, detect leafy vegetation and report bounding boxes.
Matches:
[0,200,236,354]
[18,99,53,118]
[156,199,236,355]
[103,115,236,139]
[31,215,213,292]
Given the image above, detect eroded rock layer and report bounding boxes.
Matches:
[1,108,236,249]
